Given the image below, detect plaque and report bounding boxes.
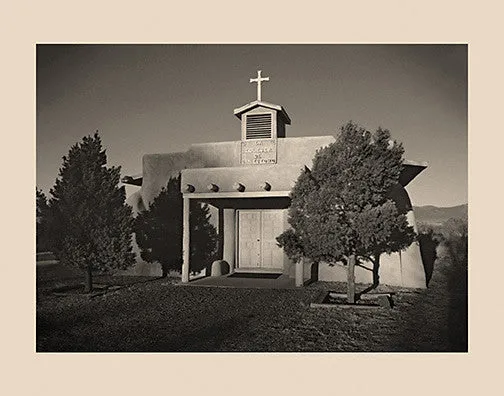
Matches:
[241,139,277,165]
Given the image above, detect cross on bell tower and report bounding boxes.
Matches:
[249,70,269,101]
[234,70,291,142]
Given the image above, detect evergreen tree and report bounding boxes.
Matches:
[134,176,183,277]
[277,122,416,302]
[189,201,218,274]
[135,175,218,277]
[36,188,50,252]
[49,132,135,292]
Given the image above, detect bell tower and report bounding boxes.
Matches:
[233,70,291,142]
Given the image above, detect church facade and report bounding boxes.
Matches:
[123,71,428,289]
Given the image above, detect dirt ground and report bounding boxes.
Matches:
[36,254,467,352]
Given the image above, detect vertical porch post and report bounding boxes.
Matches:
[218,207,224,259]
[182,197,190,283]
[223,208,236,273]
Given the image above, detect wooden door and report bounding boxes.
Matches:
[238,210,284,269]
[260,210,284,269]
[238,211,261,267]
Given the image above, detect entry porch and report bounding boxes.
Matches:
[181,193,310,287]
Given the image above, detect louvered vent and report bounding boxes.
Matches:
[246,114,272,139]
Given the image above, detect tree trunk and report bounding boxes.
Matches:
[372,254,380,288]
[161,263,168,278]
[84,264,93,293]
[347,254,356,304]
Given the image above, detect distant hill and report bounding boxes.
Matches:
[413,204,468,226]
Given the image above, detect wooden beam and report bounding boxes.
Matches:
[182,190,290,199]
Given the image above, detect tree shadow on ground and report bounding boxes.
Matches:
[444,247,468,351]
[388,221,467,352]
[356,283,376,299]
[157,318,243,352]
[437,218,468,351]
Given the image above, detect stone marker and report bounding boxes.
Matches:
[211,260,230,277]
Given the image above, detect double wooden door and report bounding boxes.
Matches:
[237,210,285,269]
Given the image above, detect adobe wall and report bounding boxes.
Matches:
[123,135,426,287]
[134,136,334,211]
[187,136,335,168]
[181,165,303,194]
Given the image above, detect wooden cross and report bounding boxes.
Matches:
[250,70,269,101]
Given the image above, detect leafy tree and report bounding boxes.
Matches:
[49,132,135,292]
[277,122,416,302]
[134,175,218,277]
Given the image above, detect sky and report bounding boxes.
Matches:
[36,44,467,207]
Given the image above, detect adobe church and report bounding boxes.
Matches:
[123,71,428,289]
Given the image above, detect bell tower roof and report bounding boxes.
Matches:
[233,100,291,125]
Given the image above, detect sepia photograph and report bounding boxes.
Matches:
[36,44,468,352]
